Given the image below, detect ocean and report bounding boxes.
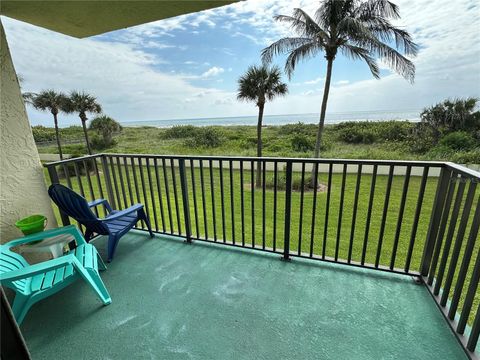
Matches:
[121,109,421,128]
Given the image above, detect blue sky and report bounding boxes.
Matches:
[3,0,480,126]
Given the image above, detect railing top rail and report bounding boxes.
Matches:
[445,162,480,180]
[98,153,446,167]
[43,153,479,173]
[43,153,102,167]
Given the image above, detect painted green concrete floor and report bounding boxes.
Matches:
[21,231,466,360]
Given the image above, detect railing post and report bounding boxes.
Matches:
[420,167,451,276]
[283,161,292,261]
[46,165,70,226]
[179,159,192,243]
[101,155,116,210]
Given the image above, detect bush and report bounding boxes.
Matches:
[278,122,316,136]
[420,97,480,136]
[89,115,122,148]
[439,131,477,151]
[91,134,116,150]
[291,134,315,152]
[408,122,437,153]
[337,123,377,144]
[32,125,56,142]
[184,127,224,148]
[240,137,258,148]
[164,125,197,139]
[335,121,413,144]
[265,168,322,191]
[451,149,480,164]
[375,121,413,141]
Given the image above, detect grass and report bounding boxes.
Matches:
[45,159,480,325]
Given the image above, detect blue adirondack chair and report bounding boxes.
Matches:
[48,183,153,262]
[0,225,111,325]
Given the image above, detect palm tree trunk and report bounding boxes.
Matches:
[53,113,63,160]
[314,58,334,158]
[81,118,93,155]
[311,58,334,186]
[256,104,265,188]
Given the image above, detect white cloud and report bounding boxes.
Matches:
[214,98,233,106]
[190,13,216,28]
[304,77,325,85]
[335,80,349,86]
[301,90,316,96]
[201,66,225,78]
[2,17,249,124]
[232,31,265,45]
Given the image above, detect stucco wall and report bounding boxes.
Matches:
[0,20,57,243]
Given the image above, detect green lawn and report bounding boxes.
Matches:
[45,159,480,325]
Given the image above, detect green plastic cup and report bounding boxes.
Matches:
[15,215,47,236]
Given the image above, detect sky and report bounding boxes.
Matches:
[3,0,480,127]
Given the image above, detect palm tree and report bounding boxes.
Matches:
[237,65,288,187]
[17,74,37,106]
[22,92,37,106]
[89,115,122,147]
[262,0,418,163]
[30,90,69,159]
[66,91,102,155]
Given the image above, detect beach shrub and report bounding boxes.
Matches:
[265,169,321,191]
[89,116,122,147]
[375,121,413,141]
[451,149,480,164]
[184,127,224,148]
[439,131,477,151]
[408,122,437,153]
[32,125,56,142]
[420,98,480,137]
[164,125,197,139]
[90,134,116,150]
[278,122,316,136]
[336,123,377,144]
[335,121,413,144]
[291,134,315,152]
[240,136,258,148]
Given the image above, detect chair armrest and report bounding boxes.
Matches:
[0,254,77,283]
[101,204,144,222]
[6,225,87,248]
[88,199,113,213]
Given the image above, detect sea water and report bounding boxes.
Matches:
[121,109,421,128]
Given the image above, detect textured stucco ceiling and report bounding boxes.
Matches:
[0,1,238,38]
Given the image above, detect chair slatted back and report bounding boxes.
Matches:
[0,246,29,292]
[48,184,109,235]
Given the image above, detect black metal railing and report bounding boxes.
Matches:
[44,154,480,357]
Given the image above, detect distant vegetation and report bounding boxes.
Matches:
[33,98,480,164]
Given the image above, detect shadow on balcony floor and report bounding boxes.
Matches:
[20,230,466,359]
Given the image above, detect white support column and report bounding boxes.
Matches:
[0,20,57,243]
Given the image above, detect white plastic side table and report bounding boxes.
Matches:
[19,233,74,258]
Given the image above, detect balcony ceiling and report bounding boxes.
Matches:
[0,0,238,38]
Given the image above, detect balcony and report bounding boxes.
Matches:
[18,154,480,358]
[21,230,468,359]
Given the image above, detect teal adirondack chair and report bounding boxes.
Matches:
[0,225,111,325]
